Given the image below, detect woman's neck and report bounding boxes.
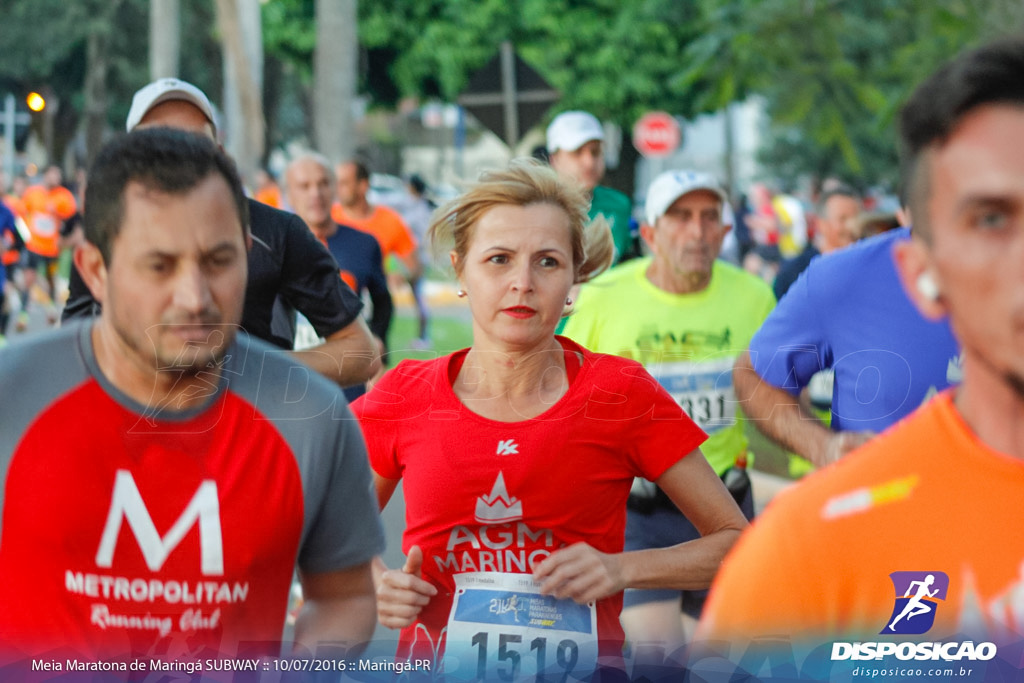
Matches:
[454,337,569,422]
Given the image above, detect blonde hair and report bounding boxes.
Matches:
[428,158,614,284]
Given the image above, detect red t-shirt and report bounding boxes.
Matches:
[353,337,707,663]
[0,381,304,661]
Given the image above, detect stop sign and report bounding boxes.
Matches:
[633,111,681,157]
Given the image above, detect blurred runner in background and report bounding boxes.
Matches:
[563,169,774,660]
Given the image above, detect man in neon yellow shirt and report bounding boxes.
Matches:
[563,169,774,660]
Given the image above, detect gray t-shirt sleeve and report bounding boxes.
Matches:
[232,337,384,575]
[297,402,385,574]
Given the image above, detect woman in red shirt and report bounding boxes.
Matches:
[353,160,746,679]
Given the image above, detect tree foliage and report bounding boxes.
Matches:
[355,0,707,126]
[3,0,1021,185]
[681,0,1021,187]
[348,0,1023,186]
[0,0,221,165]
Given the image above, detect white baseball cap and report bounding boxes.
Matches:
[546,111,604,153]
[125,78,217,133]
[644,170,727,225]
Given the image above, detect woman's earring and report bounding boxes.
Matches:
[457,289,467,298]
[565,297,573,306]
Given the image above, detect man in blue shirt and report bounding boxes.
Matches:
[733,225,961,468]
[284,153,393,402]
[0,200,20,341]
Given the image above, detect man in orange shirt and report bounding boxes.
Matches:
[19,166,76,327]
[331,160,422,282]
[696,37,1024,680]
[253,168,282,208]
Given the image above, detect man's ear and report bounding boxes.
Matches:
[74,242,108,305]
[639,222,657,253]
[896,206,912,228]
[892,238,946,320]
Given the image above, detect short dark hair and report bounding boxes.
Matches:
[899,36,1024,238]
[85,127,249,262]
[408,173,426,196]
[346,159,370,183]
[817,185,860,215]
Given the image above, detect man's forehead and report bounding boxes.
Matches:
[668,190,722,209]
[291,160,330,183]
[930,106,1024,194]
[118,177,240,237]
[553,138,602,156]
[138,100,215,138]
[825,194,860,213]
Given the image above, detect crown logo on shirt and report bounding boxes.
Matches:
[474,472,523,524]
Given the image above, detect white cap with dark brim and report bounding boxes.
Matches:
[645,170,727,225]
[125,78,216,133]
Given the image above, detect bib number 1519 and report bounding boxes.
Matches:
[471,632,578,682]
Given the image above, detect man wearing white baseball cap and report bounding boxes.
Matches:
[63,78,380,388]
[562,169,774,661]
[124,78,218,133]
[546,111,634,263]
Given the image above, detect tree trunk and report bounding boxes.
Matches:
[314,0,358,163]
[262,54,283,168]
[215,0,264,183]
[83,0,126,165]
[149,0,180,79]
[83,33,108,166]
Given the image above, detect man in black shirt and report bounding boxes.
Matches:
[63,78,379,386]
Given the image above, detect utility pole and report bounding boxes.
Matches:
[150,0,181,79]
[314,0,358,163]
[1,94,32,186]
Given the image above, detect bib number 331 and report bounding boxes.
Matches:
[443,572,597,681]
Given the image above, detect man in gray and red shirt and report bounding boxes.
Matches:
[0,129,383,666]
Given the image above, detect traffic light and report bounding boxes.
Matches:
[26,92,45,112]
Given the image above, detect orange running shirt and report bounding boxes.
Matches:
[22,185,76,257]
[254,185,281,208]
[699,391,1024,645]
[331,203,416,262]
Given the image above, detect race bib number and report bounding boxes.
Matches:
[30,213,57,237]
[647,357,738,434]
[443,572,597,681]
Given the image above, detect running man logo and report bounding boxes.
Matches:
[883,571,949,635]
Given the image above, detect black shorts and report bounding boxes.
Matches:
[622,471,755,618]
[25,251,57,275]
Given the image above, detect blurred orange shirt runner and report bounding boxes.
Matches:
[21,185,76,258]
[698,391,1024,644]
[254,185,282,208]
[331,203,416,265]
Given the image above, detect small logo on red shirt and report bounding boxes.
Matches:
[474,472,523,524]
[496,439,519,456]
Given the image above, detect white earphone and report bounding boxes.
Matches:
[916,272,940,302]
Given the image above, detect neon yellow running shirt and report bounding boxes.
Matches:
[563,258,775,475]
